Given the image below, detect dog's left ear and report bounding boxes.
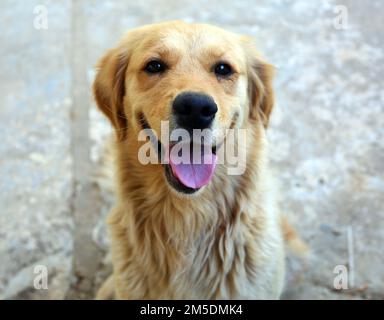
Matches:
[244,43,275,128]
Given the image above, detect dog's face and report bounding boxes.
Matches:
[94,21,274,195]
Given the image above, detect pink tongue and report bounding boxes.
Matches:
[169,150,217,189]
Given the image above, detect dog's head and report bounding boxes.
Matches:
[93,21,274,195]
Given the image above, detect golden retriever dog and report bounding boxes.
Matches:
[93,21,302,299]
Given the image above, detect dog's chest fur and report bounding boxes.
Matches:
[108,136,284,299]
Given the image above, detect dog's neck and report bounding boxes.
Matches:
[112,124,269,283]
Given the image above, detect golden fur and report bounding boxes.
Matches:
[93,21,300,299]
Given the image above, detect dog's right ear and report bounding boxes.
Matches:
[93,46,130,141]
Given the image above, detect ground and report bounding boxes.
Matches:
[0,0,383,299]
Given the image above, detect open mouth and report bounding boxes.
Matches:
[138,113,218,194]
[166,142,218,194]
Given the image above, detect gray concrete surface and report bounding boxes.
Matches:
[0,0,383,299]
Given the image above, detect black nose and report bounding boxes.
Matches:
[172,92,218,130]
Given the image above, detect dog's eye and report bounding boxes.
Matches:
[144,60,167,74]
[213,62,233,77]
